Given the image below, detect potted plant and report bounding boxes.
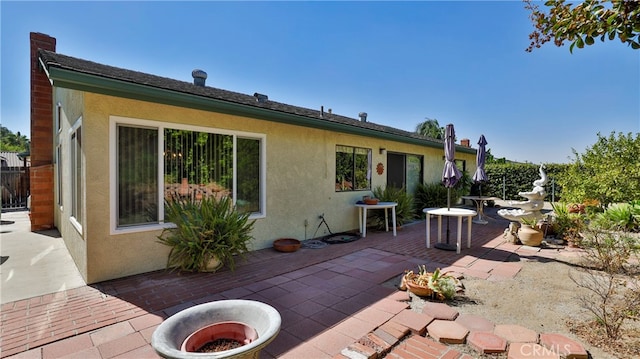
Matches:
[551,202,585,247]
[372,185,415,229]
[518,217,544,246]
[401,265,461,300]
[158,195,255,272]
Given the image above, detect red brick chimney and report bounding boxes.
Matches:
[460,138,470,147]
[29,32,56,231]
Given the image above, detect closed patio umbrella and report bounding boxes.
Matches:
[436,124,461,251]
[472,135,488,196]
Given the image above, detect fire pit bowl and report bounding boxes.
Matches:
[152,300,281,359]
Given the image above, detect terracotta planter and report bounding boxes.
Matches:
[405,281,433,297]
[181,321,258,352]
[518,224,543,246]
[568,203,585,214]
[273,238,301,252]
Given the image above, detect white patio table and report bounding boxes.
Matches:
[354,202,397,238]
[423,207,476,254]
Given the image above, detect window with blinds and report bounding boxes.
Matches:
[117,125,158,227]
[116,121,263,229]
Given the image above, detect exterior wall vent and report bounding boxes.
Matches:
[254,93,268,103]
[359,112,368,122]
[192,69,207,86]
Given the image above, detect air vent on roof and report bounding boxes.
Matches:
[192,69,207,87]
[359,112,368,122]
[254,93,268,103]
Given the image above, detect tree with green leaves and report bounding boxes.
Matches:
[484,148,506,164]
[415,118,444,140]
[559,131,640,208]
[525,0,640,52]
[0,126,30,152]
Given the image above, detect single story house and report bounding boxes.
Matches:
[29,32,477,284]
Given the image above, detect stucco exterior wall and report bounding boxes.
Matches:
[53,88,88,280]
[64,90,475,283]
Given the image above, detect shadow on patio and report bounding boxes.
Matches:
[1,204,529,358]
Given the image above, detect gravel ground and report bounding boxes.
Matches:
[405,258,637,358]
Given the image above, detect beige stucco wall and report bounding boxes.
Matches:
[53,88,88,280]
[57,90,475,283]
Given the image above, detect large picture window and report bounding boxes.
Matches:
[113,117,264,230]
[335,145,371,191]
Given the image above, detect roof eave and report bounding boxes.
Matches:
[45,66,475,154]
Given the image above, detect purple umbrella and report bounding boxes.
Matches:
[437,124,461,251]
[442,124,462,207]
[472,135,488,196]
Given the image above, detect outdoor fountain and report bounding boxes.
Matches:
[498,164,548,224]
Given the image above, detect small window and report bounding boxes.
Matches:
[336,145,371,191]
[56,102,62,134]
[57,144,63,207]
[70,119,83,229]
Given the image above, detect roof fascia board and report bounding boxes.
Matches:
[47,66,474,154]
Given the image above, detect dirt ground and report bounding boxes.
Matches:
[407,257,639,358]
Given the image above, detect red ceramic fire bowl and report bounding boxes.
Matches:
[273,238,301,252]
[181,321,258,352]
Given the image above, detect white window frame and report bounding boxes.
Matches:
[69,117,83,234]
[55,103,64,209]
[55,102,62,134]
[109,115,266,235]
[56,143,63,208]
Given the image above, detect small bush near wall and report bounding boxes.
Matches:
[414,183,449,217]
[372,186,415,227]
[157,195,255,272]
[413,173,471,218]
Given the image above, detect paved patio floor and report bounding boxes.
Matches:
[1,205,588,358]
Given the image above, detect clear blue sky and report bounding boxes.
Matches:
[2,1,639,164]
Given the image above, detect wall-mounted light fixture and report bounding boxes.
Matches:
[379,147,387,155]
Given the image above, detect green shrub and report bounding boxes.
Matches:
[372,186,415,227]
[592,200,640,233]
[414,182,449,217]
[484,162,568,201]
[559,132,640,208]
[550,202,586,244]
[157,195,255,272]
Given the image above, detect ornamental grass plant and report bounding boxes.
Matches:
[158,195,255,272]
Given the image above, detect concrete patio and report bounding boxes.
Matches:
[1,205,590,358]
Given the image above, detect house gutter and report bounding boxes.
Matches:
[44,65,475,154]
